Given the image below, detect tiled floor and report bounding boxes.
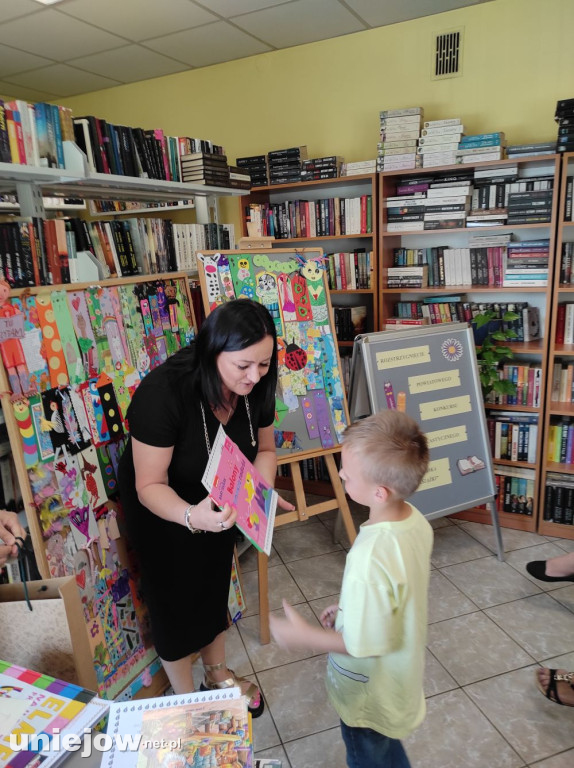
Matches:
[227,499,574,767]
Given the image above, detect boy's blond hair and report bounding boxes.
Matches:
[342,410,429,499]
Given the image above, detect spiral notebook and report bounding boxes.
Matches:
[102,687,252,768]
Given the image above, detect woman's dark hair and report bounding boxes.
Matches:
[169,299,277,412]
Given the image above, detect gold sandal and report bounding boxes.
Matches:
[200,661,264,717]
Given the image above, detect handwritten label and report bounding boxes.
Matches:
[0,314,24,341]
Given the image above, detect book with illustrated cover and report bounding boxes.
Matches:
[101,688,251,768]
[0,660,108,768]
[203,425,278,555]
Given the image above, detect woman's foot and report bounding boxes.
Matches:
[536,668,574,706]
[526,553,574,583]
[201,662,264,717]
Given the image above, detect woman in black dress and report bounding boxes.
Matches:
[119,299,291,716]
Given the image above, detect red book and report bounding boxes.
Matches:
[339,252,347,289]
[27,221,41,286]
[360,195,367,233]
[556,303,567,344]
[42,219,61,285]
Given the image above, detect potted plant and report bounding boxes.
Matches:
[472,308,520,400]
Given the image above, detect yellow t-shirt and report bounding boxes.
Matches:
[325,505,433,739]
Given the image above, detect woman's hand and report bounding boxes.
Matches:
[277,494,295,511]
[0,510,26,567]
[188,497,237,533]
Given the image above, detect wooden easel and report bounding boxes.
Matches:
[258,448,356,644]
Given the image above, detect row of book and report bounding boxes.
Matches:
[484,364,543,407]
[0,217,235,286]
[563,178,574,221]
[486,413,538,462]
[548,419,574,464]
[244,195,372,239]
[494,468,535,516]
[544,473,574,525]
[388,239,549,289]
[551,359,574,404]
[391,298,538,342]
[325,250,373,290]
[555,98,574,154]
[333,305,368,341]
[555,303,574,344]
[0,98,73,168]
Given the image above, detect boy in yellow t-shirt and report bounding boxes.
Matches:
[270,410,432,768]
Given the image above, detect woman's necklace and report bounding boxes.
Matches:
[200,395,256,453]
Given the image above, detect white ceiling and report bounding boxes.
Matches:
[0,0,493,102]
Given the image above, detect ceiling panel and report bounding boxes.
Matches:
[0,0,43,24]
[70,45,189,83]
[197,0,297,17]
[0,80,57,102]
[4,63,121,98]
[343,0,489,26]
[0,45,53,79]
[59,0,218,42]
[0,9,127,61]
[145,21,272,67]
[232,0,367,49]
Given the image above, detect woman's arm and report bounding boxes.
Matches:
[132,438,236,532]
[252,424,277,487]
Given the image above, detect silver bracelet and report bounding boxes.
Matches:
[184,504,202,534]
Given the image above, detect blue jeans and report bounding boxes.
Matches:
[340,721,411,768]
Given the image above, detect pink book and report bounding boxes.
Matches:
[202,425,277,555]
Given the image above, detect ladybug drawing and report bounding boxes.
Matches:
[285,342,307,371]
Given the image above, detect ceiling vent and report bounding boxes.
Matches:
[432,28,464,80]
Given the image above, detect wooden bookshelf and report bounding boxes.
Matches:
[538,151,574,539]
[379,154,561,533]
[239,173,379,341]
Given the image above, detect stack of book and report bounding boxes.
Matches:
[466,164,516,227]
[456,132,506,163]
[0,98,74,168]
[235,154,268,186]
[506,141,557,159]
[227,164,251,189]
[387,265,428,288]
[544,473,574,525]
[267,146,307,185]
[301,155,343,181]
[503,239,550,287]
[180,152,231,186]
[506,188,553,225]
[385,172,473,231]
[377,107,423,172]
[555,98,574,154]
[341,159,376,176]
[418,118,464,167]
[560,241,574,283]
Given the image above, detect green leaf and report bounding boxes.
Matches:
[502,312,520,321]
[491,332,508,341]
[474,315,491,328]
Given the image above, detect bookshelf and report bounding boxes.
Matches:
[238,173,379,363]
[379,154,561,533]
[538,151,574,539]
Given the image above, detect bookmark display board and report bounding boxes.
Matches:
[0,274,195,699]
[197,249,349,460]
[349,323,497,519]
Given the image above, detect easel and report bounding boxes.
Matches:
[258,448,356,644]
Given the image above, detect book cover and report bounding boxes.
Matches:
[101,688,251,768]
[202,425,277,555]
[0,660,107,768]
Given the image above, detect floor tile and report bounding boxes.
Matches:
[239,543,281,573]
[485,593,574,661]
[466,665,574,763]
[530,752,574,768]
[257,655,339,742]
[439,556,542,608]
[286,551,348,601]
[427,612,534,685]
[405,689,524,768]
[547,584,574,614]
[238,603,323,673]
[431,525,492,567]
[251,686,282,752]
[423,649,458,697]
[553,538,574,553]
[427,569,478,623]
[459,520,549,552]
[430,516,456,529]
[504,542,574,591]
[307,595,341,622]
[284,727,347,768]
[272,520,343,563]
[239,563,306,618]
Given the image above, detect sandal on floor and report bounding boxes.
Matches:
[535,668,574,706]
[200,661,265,718]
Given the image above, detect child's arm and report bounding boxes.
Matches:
[269,600,347,653]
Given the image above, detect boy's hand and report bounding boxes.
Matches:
[320,604,339,630]
[269,600,314,650]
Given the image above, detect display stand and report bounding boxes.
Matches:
[197,248,358,643]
